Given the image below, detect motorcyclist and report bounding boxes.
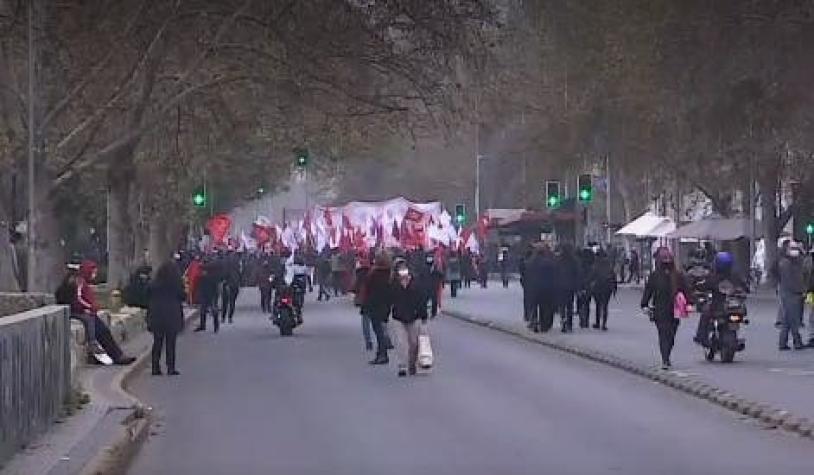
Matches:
[693,251,748,346]
[284,252,309,323]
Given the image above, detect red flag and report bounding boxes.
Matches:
[207,214,232,246]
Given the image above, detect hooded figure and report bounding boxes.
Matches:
[641,247,689,370]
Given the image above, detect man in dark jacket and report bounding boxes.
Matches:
[194,260,221,333]
[391,260,429,376]
[556,244,580,333]
[221,253,241,324]
[591,249,617,330]
[257,257,274,313]
[363,254,394,365]
[526,245,560,332]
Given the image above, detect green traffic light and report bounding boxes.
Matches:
[193,193,206,207]
[806,223,814,235]
[547,196,559,207]
[456,214,465,224]
[579,189,592,201]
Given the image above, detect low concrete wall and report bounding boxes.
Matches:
[0,292,54,318]
[0,305,71,466]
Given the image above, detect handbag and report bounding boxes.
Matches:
[674,291,690,319]
[418,323,434,369]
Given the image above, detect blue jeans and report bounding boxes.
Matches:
[361,313,372,346]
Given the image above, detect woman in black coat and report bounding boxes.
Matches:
[641,247,690,370]
[148,260,187,376]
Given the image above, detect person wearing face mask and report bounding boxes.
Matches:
[390,260,429,377]
[776,241,807,350]
[641,248,690,370]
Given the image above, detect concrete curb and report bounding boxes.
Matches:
[79,308,200,475]
[442,309,813,441]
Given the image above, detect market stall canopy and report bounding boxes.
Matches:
[668,218,762,241]
[616,213,676,238]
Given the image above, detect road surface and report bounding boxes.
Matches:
[128,289,812,475]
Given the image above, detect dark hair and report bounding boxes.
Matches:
[153,260,183,289]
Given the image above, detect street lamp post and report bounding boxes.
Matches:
[26,0,36,291]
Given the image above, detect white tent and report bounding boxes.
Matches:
[616,213,676,238]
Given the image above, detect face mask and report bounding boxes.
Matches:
[788,250,801,258]
[397,268,409,278]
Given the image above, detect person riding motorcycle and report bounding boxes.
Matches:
[693,251,748,346]
[284,253,309,323]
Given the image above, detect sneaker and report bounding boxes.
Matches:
[661,362,671,371]
[779,345,791,351]
[397,368,407,377]
[151,368,163,376]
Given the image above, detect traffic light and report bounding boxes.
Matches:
[545,180,561,208]
[192,189,206,207]
[578,174,593,203]
[295,148,309,168]
[806,222,814,236]
[455,204,466,225]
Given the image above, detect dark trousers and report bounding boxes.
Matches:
[501,272,509,288]
[317,282,331,301]
[260,285,273,312]
[533,294,556,332]
[332,272,344,296]
[371,319,392,356]
[221,284,239,322]
[695,311,711,343]
[199,300,219,331]
[577,291,591,328]
[93,315,124,361]
[628,267,641,284]
[522,284,532,322]
[655,318,679,364]
[560,291,575,331]
[593,292,611,328]
[151,330,178,372]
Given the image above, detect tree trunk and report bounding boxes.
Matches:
[106,153,136,289]
[759,164,780,284]
[0,207,20,292]
[148,212,172,270]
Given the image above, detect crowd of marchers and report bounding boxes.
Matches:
[515,239,814,371]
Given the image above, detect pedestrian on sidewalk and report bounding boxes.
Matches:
[641,247,689,370]
[590,249,617,331]
[221,252,240,324]
[556,243,580,333]
[148,260,186,376]
[316,249,332,301]
[527,244,559,333]
[576,247,595,329]
[776,241,807,350]
[390,260,429,376]
[354,256,373,351]
[363,253,395,365]
[628,249,641,284]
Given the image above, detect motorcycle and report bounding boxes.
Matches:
[702,280,748,363]
[272,283,300,336]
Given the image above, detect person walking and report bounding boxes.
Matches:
[390,260,429,376]
[527,244,559,332]
[776,241,807,350]
[557,244,580,333]
[194,260,221,333]
[363,253,394,365]
[446,249,462,298]
[499,247,510,288]
[258,257,274,313]
[576,247,595,329]
[628,249,641,284]
[354,257,373,351]
[641,247,689,370]
[148,260,186,376]
[590,249,617,331]
[221,253,241,324]
[316,250,332,301]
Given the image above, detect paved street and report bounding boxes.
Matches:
[445,282,814,423]
[128,289,811,475]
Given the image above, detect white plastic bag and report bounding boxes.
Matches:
[418,324,433,369]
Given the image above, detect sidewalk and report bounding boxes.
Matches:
[442,283,814,423]
[1,308,197,475]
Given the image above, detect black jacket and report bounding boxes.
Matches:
[147,278,186,334]
[363,267,393,322]
[641,267,689,321]
[591,257,617,296]
[391,278,428,324]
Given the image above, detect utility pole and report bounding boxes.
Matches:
[26,0,36,291]
[605,153,612,245]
